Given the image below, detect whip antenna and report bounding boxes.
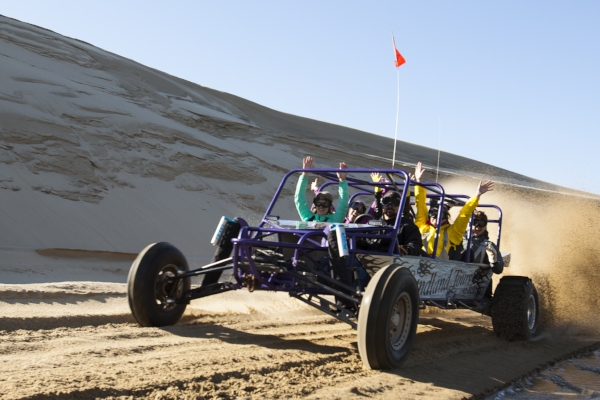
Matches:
[392,67,400,168]
[436,116,441,183]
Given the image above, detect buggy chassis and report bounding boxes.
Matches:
[127,167,540,369]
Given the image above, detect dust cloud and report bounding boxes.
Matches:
[444,176,600,335]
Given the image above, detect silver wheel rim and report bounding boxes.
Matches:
[390,292,412,350]
[527,294,537,330]
[154,264,183,312]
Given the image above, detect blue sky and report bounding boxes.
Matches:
[3,1,600,194]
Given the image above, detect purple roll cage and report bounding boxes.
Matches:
[223,167,503,296]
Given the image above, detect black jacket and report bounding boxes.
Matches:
[359,216,423,256]
[370,191,422,256]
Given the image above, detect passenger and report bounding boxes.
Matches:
[310,178,336,213]
[414,162,494,259]
[345,200,367,223]
[367,172,415,218]
[370,172,415,221]
[295,157,351,311]
[462,211,504,274]
[295,156,348,222]
[365,172,387,219]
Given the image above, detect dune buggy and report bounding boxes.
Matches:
[127,167,540,369]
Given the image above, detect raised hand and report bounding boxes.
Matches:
[302,156,314,176]
[337,162,348,182]
[414,162,426,182]
[370,172,388,183]
[476,180,494,198]
[370,172,382,183]
[310,178,319,192]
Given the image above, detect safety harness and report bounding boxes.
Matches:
[472,239,489,263]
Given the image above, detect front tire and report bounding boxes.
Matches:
[127,242,190,327]
[357,265,419,369]
[492,276,539,340]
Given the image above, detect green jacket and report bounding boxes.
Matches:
[294,175,349,223]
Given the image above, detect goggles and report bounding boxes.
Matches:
[313,199,331,208]
[473,220,487,228]
[381,197,400,207]
[429,208,449,219]
[350,202,365,211]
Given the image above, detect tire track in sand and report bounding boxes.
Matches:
[1,292,599,399]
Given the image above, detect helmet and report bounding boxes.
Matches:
[429,205,450,220]
[350,200,366,214]
[314,191,333,203]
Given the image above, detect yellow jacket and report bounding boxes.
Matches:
[415,185,479,258]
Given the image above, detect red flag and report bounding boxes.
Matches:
[392,36,405,67]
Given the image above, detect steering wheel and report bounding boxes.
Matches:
[353,214,374,224]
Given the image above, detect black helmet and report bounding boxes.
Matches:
[429,205,450,220]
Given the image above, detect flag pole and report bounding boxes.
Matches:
[392,31,400,168]
[390,33,405,169]
[392,66,400,168]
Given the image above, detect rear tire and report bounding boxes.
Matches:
[357,265,419,369]
[127,242,190,327]
[492,276,539,340]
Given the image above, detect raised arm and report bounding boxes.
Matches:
[331,162,349,223]
[310,177,319,194]
[447,180,494,244]
[369,172,385,219]
[302,156,314,176]
[413,162,428,231]
[295,157,316,221]
[336,161,347,182]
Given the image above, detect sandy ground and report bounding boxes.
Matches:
[1,249,598,400]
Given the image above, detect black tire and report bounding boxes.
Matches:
[492,276,539,340]
[127,242,190,327]
[357,264,419,369]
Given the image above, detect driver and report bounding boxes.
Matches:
[359,190,423,256]
[294,156,348,223]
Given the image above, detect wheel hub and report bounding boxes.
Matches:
[390,292,412,351]
[527,294,537,330]
[154,264,183,312]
